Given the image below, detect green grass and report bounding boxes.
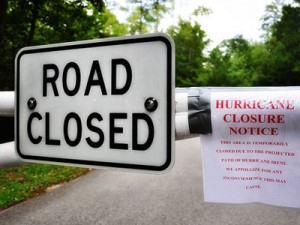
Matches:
[0,164,90,210]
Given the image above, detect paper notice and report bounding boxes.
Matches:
[201,90,300,208]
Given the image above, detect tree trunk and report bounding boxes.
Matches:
[139,1,144,34]
[27,0,41,46]
[0,0,8,52]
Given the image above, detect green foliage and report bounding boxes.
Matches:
[127,6,150,34]
[192,5,212,17]
[207,36,259,86]
[166,0,300,87]
[126,0,171,34]
[204,1,300,87]
[1,0,300,90]
[261,0,283,39]
[0,164,89,209]
[258,2,300,86]
[205,47,230,86]
[97,8,128,37]
[152,0,170,31]
[0,0,127,90]
[168,19,209,87]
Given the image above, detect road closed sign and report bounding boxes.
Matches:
[15,34,175,173]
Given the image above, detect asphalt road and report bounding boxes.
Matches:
[1,138,300,225]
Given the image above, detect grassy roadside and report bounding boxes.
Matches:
[0,164,90,210]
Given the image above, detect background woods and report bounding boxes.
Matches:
[1,0,300,89]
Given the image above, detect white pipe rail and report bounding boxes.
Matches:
[0,90,196,168]
[0,91,14,117]
[175,91,199,139]
[0,142,28,168]
[3,87,300,168]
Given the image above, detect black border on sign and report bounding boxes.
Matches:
[15,35,173,172]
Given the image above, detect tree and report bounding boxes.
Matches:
[261,0,283,39]
[100,8,128,37]
[0,0,9,89]
[127,5,150,34]
[222,36,254,86]
[0,0,8,50]
[259,1,300,85]
[205,46,230,86]
[168,19,209,87]
[206,36,269,86]
[151,0,170,32]
[126,0,171,34]
[0,0,124,90]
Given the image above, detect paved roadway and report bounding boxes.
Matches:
[1,138,300,225]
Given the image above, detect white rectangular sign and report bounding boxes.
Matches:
[15,34,175,172]
[201,89,300,208]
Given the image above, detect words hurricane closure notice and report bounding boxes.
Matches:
[201,89,300,208]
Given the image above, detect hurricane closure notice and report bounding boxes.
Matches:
[201,89,300,208]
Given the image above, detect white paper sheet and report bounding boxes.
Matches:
[201,90,300,208]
